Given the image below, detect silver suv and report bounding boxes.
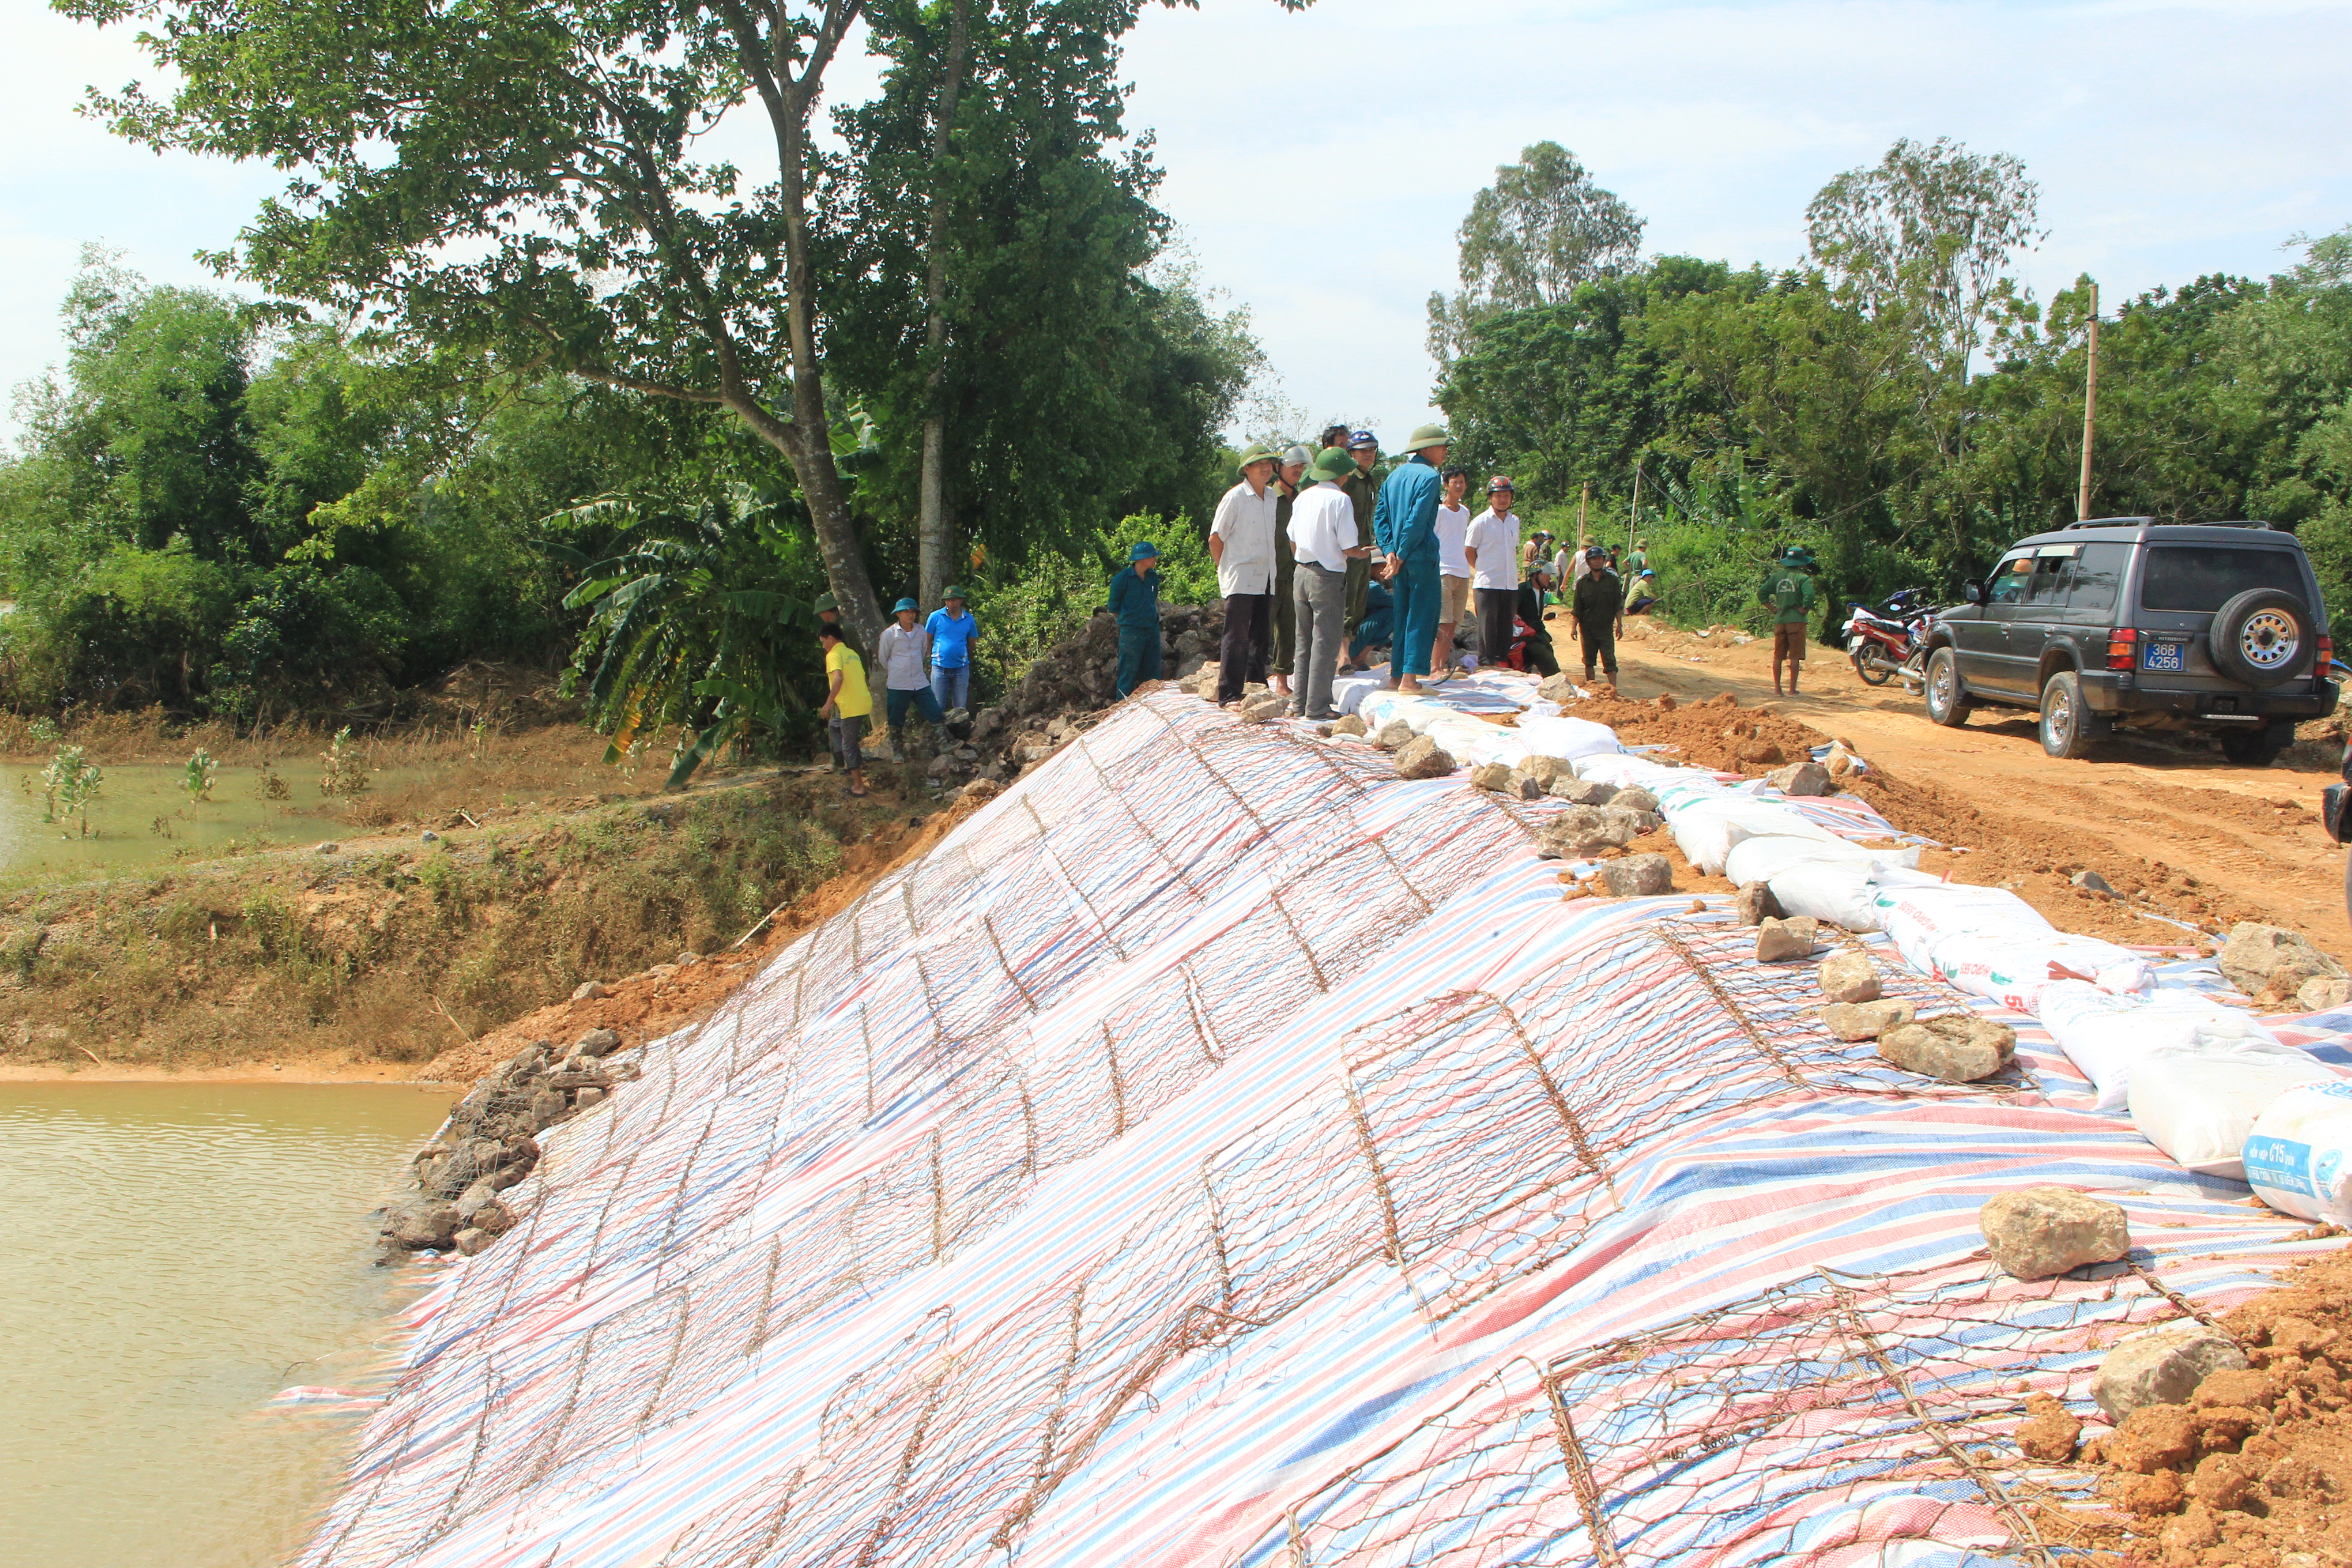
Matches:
[1920,518,2336,765]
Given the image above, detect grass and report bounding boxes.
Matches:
[0,771,865,1068]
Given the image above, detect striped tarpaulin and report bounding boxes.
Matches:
[293,688,2348,1568]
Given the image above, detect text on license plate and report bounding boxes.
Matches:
[2142,641,2186,672]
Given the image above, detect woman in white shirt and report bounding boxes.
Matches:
[875,597,948,759]
[1431,466,1472,678]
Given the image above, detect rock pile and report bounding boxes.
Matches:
[2217,921,2352,1009]
[384,1026,635,1258]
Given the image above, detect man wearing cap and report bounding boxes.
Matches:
[1463,476,1522,670]
[1570,546,1624,685]
[1209,442,1281,706]
[1288,446,1367,720]
[877,597,949,758]
[1108,540,1164,697]
[1371,423,1452,694]
[1269,444,1311,699]
[926,587,978,716]
[1759,544,1820,696]
[814,591,842,632]
[1340,431,1382,649]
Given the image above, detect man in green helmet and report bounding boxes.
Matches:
[1759,544,1820,696]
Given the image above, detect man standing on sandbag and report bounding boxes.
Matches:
[1209,442,1281,706]
[1759,544,1820,696]
[1371,423,1452,694]
[1570,545,1623,685]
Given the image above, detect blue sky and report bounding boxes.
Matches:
[5,0,2349,450]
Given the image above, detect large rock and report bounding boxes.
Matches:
[452,1226,495,1257]
[1519,755,1567,788]
[2300,974,2352,1011]
[1879,1013,2016,1082]
[2091,1322,2250,1423]
[1238,691,1288,723]
[1818,951,1882,1004]
[469,1200,516,1236]
[570,979,609,1002]
[1755,915,1820,962]
[2219,923,2347,997]
[571,1026,623,1059]
[1600,854,1673,897]
[1538,806,1644,859]
[1392,736,1457,780]
[1820,998,1917,1040]
[1548,777,1619,806]
[1734,881,1784,926]
[1766,759,1833,796]
[1373,719,1416,749]
[383,1198,461,1252]
[1470,762,1517,793]
[1537,673,1578,704]
[1505,770,1544,800]
[1331,715,1368,738]
[1612,786,1659,815]
[1978,1185,2130,1280]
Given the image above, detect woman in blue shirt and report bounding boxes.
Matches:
[926,587,979,714]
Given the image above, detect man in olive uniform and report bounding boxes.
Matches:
[1340,430,1382,650]
[1759,544,1820,696]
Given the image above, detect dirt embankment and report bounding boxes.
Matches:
[1569,612,2351,964]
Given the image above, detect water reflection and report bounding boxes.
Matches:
[0,1083,453,1568]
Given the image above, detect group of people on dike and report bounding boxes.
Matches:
[1113,425,1661,719]
[817,589,979,798]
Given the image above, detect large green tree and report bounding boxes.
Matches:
[1426,142,1645,365]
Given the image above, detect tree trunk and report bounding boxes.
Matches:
[915,0,973,612]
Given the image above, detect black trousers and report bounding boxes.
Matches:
[1578,617,1618,678]
[1474,587,1516,668]
[1217,593,1274,703]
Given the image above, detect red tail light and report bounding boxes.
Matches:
[2106,627,2137,671]
[2321,634,2334,673]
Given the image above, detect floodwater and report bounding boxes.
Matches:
[0,757,401,880]
[0,1083,455,1568]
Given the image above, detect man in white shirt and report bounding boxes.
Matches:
[1209,442,1281,706]
[1463,476,1522,670]
[1432,466,1473,679]
[875,596,948,759]
[1287,446,1368,721]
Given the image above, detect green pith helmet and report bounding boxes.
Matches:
[1399,422,1450,453]
[813,593,838,613]
[943,585,967,601]
[1309,446,1355,483]
[1235,440,1279,473]
[1782,544,1817,568]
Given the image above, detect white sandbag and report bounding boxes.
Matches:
[2038,982,2251,1111]
[2246,1081,2352,1222]
[2129,1033,2334,1179]
[1425,715,1514,768]
[1722,834,1921,889]
[1765,858,1884,932]
[1514,715,1622,762]
[1670,798,1846,876]
[1571,752,1691,794]
[1874,883,2046,975]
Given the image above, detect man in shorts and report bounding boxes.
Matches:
[1758,544,1820,696]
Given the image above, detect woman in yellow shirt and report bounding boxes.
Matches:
[819,625,872,797]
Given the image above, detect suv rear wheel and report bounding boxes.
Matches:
[2039,670,2094,759]
[1924,647,1971,727]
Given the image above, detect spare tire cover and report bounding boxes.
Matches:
[2208,587,2312,689]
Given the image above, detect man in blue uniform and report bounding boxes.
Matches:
[1371,423,1451,695]
[1108,541,1163,697]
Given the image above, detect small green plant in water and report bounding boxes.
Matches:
[182,748,218,807]
[41,746,103,837]
[318,727,373,802]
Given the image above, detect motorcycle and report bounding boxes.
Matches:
[1843,589,1933,687]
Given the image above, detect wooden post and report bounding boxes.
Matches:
[1576,482,1589,545]
[1627,461,1644,559]
[2076,281,2100,522]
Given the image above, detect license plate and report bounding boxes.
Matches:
[2142,641,2185,672]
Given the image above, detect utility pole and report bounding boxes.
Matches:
[2076,280,2100,522]
[1627,461,1644,557]
[1576,482,1589,546]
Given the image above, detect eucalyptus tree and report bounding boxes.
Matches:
[1426,142,1646,364]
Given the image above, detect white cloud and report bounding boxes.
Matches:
[4,0,2348,455]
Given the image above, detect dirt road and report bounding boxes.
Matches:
[1553,612,2352,966]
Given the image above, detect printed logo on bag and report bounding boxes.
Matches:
[2244,1134,2319,1198]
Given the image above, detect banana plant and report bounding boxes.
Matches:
[553,484,821,790]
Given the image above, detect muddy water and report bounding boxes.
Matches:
[0,757,404,880]
[0,1083,454,1568]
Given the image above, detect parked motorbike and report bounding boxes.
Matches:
[1843,589,1933,687]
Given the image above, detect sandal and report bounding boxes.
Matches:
[849,787,870,798]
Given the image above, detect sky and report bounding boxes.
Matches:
[4,0,2350,449]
